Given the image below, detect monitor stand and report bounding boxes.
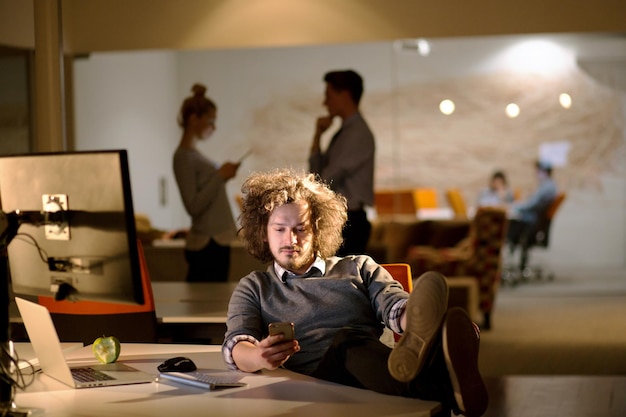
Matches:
[1,214,42,416]
[1,257,38,416]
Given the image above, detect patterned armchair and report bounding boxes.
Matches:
[405,207,508,329]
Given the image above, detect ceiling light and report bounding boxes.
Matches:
[505,103,520,118]
[559,93,572,109]
[492,39,575,74]
[439,99,455,115]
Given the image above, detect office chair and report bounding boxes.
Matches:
[37,240,158,345]
[382,263,413,293]
[381,263,412,343]
[445,188,468,219]
[374,190,417,217]
[517,192,566,282]
[413,188,439,210]
[405,207,508,330]
[235,194,244,211]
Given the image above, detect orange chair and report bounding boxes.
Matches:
[546,193,566,220]
[37,240,158,344]
[413,188,439,210]
[382,263,412,342]
[374,190,416,217]
[235,194,244,211]
[382,263,413,293]
[445,188,468,219]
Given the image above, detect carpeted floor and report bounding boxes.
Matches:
[478,267,626,376]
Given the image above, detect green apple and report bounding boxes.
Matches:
[92,335,121,364]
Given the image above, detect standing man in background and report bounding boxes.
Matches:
[309,70,375,256]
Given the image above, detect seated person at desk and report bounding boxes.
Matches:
[506,160,558,263]
[222,169,488,417]
[477,170,514,208]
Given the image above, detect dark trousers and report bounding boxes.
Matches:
[507,219,531,247]
[311,328,451,402]
[336,209,371,256]
[184,238,230,282]
[507,219,533,269]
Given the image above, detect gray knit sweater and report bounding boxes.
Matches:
[223,255,408,375]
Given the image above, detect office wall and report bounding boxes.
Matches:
[72,51,184,229]
[0,55,31,155]
[73,34,626,269]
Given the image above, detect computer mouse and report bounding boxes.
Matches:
[158,356,197,373]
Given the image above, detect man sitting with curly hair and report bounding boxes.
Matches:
[222,168,488,417]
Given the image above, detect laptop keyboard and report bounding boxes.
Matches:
[71,367,115,383]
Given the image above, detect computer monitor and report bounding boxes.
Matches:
[0,150,144,305]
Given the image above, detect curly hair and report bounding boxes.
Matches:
[238,168,347,263]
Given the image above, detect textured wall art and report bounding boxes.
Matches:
[243,67,624,208]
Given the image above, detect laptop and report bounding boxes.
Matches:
[15,297,155,388]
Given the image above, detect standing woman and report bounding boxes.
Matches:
[173,83,240,282]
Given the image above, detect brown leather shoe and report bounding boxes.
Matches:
[443,307,488,417]
[388,271,449,382]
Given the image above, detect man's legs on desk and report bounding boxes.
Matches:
[313,272,488,417]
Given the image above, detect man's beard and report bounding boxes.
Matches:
[280,245,314,273]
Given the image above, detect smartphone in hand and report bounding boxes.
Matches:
[268,322,295,341]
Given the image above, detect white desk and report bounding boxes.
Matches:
[14,343,443,417]
[13,342,84,364]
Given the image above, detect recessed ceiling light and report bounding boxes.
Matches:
[439,99,455,115]
[559,93,572,109]
[506,103,520,118]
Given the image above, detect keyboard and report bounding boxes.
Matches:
[71,367,115,383]
[158,371,247,390]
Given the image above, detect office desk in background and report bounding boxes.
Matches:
[152,282,238,344]
[13,343,444,417]
[9,283,237,325]
[153,282,237,324]
[9,282,237,344]
[144,240,268,282]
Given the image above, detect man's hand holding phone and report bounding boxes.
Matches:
[257,322,298,370]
